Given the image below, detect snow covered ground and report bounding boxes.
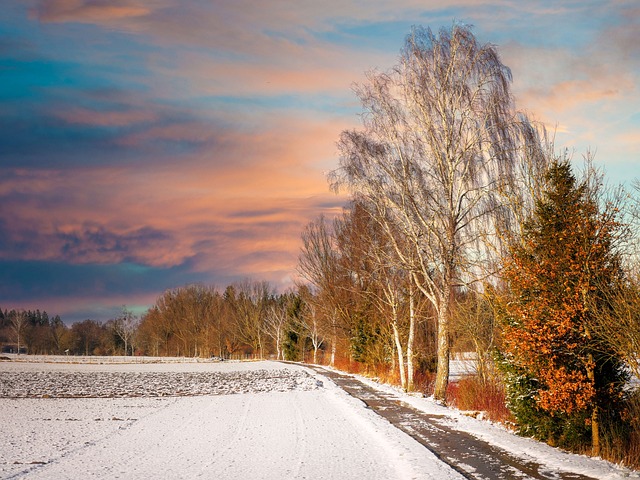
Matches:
[1,358,459,479]
[0,357,638,479]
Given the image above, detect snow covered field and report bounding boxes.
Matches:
[1,359,459,479]
[1,357,638,479]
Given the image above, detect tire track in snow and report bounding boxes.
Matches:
[200,393,254,475]
[289,391,308,478]
[3,397,179,479]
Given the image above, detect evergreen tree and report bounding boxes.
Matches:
[281,306,300,361]
[498,160,628,454]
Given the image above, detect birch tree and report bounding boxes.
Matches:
[113,306,139,356]
[331,24,538,401]
[265,296,290,360]
[344,202,418,390]
[299,290,325,364]
[10,310,27,354]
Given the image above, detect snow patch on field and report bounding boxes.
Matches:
[0,362,320,398]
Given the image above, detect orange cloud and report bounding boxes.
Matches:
[144,39,384,102]
[520,79,627,119]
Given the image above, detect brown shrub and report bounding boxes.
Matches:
[447,376,513,424]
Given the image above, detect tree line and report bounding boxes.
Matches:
[0,283,329,362]
[0,307,142,357]
[0,309,64,354]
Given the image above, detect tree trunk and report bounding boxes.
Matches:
[434,286,451,402]
[331,340,336,366]
[392,322,407,391]
[583,296,600,457]
[391,342,396,372]
[586,345,600,456]
[591,402,600,457]
[407,285,416,391]
[331,314,337,366]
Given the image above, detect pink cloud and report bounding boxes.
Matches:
[0,109,350,280]
[520,79,627,117]
[32,0,150,23]
[503,37,639,149]
[9,292,161,324]
[55,107,158,126]
[116,121,218,146]
[612,130,640,158]
[170,57,371,98]
[28,2,474,106]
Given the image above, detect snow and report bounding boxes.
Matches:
[1,357,638,479]
[0,358,461,479]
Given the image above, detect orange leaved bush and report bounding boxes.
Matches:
[498,159,627,452]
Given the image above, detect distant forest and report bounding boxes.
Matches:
[0,282,343,361]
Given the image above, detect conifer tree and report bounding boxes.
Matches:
[498,159,627,454]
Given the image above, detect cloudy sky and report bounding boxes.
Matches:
[1,0,638,323]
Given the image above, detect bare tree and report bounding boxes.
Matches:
[331,25,540,401]
[71,319,105,356]
[264,296,289,360]
[204,290,227,358]
[582,162,640,383]
[49,315,67,354]
[298,289,325,364]
[113,306,139,356]
[10,310,28,354]
[181,284,218,357]
[588,274,640,382]
[227,279,273,359]
[298,215,346,366]
[344,202,418,390]
[451,291,497,384]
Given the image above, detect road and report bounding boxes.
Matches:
[307,365,599,480]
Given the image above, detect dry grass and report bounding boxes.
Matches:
[413,369,436,396]
[446,376,513,424]
[331,356,364,375]
[598,390,640,470]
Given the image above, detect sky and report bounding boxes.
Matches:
[1,0,639,324]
